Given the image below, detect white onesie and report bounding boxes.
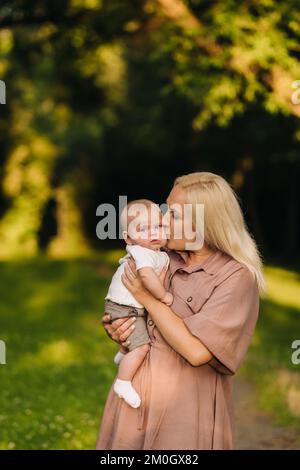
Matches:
[105,245,170,308]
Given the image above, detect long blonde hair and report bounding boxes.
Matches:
[174,172,266,294]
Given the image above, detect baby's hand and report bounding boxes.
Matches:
[161,291,174,306]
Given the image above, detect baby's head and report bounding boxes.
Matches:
[120,199,167,250]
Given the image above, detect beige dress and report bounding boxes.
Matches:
[95,248,260,450]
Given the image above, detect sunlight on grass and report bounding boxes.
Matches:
[0,254,119,449]
[1,255,300,448]
[20,340,78,367]
[264,266,300,310]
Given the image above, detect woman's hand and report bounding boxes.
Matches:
[101,314,137,349]
[121,257,148,304]
[101,257,149,348]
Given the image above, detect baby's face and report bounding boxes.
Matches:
[125,207,167,250]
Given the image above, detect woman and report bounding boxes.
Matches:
[95,172,266,450]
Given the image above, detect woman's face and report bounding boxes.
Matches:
[164,184,199,251]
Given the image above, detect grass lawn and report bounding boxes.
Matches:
[0,252,300,449]
[239,265,300,429]
[0,252,122,450]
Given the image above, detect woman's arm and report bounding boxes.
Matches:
[138,267,170,301]
[139,292,212,366]
[122,258,213,367]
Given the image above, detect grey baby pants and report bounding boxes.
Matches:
[104,299,151,352]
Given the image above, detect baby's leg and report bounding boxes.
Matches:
[118,343,150,381]
[113,343,150,408]
[113,345,128,365]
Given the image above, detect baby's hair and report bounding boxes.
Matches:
[120,198,159,232]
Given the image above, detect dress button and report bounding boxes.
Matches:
[148,319,154,326]
[187,296,193,302]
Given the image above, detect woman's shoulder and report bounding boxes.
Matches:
[214,251,258,292]
[162,247,255,284]
[216,250,248,275]
[201,251,259,306]
[194,248,257,290]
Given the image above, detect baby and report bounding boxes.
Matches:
[104,199,173,408]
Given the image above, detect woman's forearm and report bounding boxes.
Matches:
[139,291,213,366]
[138,267,168,300]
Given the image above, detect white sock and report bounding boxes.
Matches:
[113,378,141,408]
[113,351,126,365]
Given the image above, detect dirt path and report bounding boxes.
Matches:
[234,377,300,449]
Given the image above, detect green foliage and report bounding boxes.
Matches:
[0,0,299,258]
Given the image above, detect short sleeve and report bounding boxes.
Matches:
[182,267,260,375]
[126,245,157,270]
[161,252,170,270]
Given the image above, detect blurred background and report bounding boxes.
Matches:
[0,0,299,449]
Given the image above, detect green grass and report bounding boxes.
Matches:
[239,265,300,429]
[0,252,124,450]
[0,253,299,448]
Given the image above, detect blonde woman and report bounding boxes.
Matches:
[96,172,266,450]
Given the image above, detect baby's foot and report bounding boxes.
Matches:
[113,378,141,408]
[114,350,126,365]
